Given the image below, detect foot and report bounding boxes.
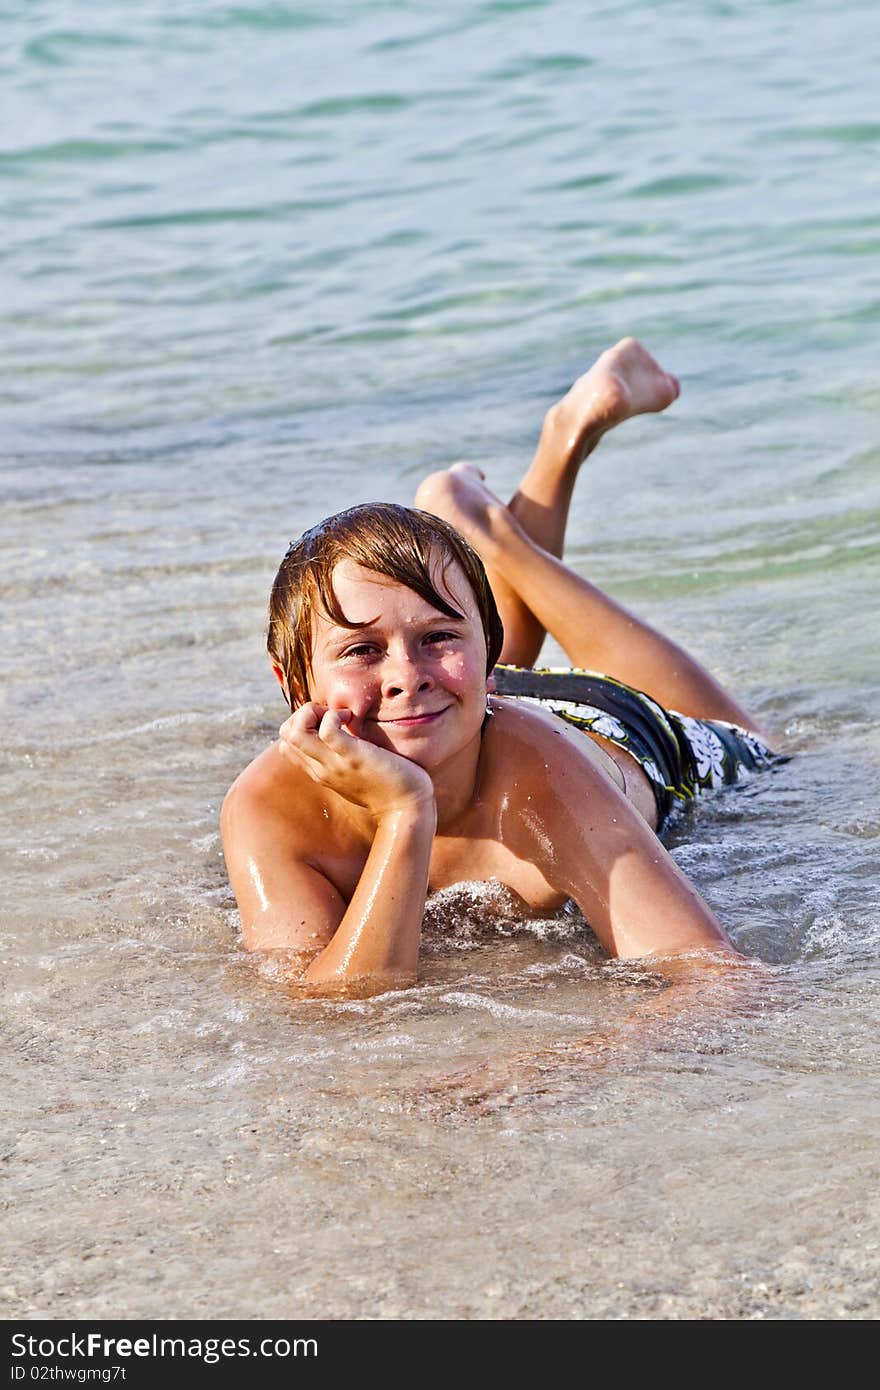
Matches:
[414,461,514,560]
[548,337,680,464]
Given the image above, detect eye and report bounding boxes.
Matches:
[423,630,460,645]
[341,641,380,660]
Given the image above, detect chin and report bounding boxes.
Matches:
[370,728,443,761]
[380,721,483,769]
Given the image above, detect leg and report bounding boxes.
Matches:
[422,471,760,727]
[414,346,761,732]
[419,338,680,667]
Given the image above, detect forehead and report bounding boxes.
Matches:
[319,557,479,629]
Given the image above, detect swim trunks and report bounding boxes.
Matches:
[492,664,784,835]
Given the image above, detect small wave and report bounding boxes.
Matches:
[26,703,266,751]
[297,93,412,120]
[631,173,745,197]
[23,30,143,67]
[175,5,330,34]
[89,198,345,230]
[489,52,595,81]
[0,138,178,169]
[348,1034,423,1054]
[439,991,584,1024]
[201,1062,252,1089]
[768,123,880,146]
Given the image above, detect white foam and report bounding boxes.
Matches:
[440,991,584,1024]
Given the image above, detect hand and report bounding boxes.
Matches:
[277,703,436,821]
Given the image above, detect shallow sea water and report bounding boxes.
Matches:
[2,0,880,1319]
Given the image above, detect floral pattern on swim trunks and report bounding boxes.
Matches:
[676,715,728,787]
[492,664,784,833]
[585,711,628,742]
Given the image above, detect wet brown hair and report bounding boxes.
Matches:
[267,503,504,706]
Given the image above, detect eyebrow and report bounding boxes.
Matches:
[319,611,469,646]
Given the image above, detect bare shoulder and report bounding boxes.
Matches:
[486,696,627,787]
[475,697,634,861]
[223,742,313,845]
[224,739,301,812]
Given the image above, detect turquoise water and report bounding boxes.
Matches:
[2,0,879,1319]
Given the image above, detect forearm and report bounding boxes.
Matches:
[303,802,436,990]
[598,845,735,960]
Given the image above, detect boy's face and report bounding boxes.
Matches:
[306,557,490,770]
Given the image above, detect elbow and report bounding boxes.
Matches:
[220,780,241,842]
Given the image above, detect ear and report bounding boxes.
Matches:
[271,663,291,706]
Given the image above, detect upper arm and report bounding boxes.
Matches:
[505,719,733,960]
[220,779,346,953]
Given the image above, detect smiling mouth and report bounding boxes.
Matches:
[376,706,450,727]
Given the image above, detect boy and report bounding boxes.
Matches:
[222,340,775,995]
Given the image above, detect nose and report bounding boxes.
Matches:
[381,646,434,701]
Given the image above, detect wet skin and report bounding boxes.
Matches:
[221,559,734,992]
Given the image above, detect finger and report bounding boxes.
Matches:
[317,708,359,749]
[278,705,333,774]
[275,734,307,770]
[276,723,340,784]
[280,702,326,743]
[335,708,369,739]
[321,704,369,739]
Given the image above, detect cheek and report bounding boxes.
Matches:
[443,651,486,695]
[312,670,377,712]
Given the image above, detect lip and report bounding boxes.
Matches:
[375,706,450,727]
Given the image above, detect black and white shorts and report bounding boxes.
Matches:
[492,664,785,835]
